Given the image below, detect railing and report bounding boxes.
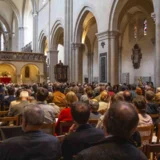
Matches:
[0,51,46,62]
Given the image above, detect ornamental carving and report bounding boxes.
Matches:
[131,44,142,69]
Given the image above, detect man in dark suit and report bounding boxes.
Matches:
[61,101,104,160]
[75,102,147,160]
[0,104,61,160]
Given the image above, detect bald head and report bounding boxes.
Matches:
[104,102,139,139]
[123,91,132,102]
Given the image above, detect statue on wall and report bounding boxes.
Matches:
[131,44,142,69]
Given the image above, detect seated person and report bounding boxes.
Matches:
[133,96,153,127]
[8,90,30,117]
[75,102,147,160]
[61,101,104,160]
[0,104,61,160]
[36,87,57,123]
[3,87,16,110]
[145,90,158,114]
[98,91,110,113]
[89,99,101,120]
[55,91,78,135]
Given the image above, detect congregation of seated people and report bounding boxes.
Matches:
[0,82,160,159]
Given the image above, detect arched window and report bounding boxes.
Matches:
[134,24,137,39]
[25,66,30,78]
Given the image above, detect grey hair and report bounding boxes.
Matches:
[23,104,44,125]
[89,100,99,111]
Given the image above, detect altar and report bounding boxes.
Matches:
[0,77,11,84]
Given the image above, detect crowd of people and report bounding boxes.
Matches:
[0,81,159,159]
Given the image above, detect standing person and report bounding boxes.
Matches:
[0,104,61,160]
[75,102,147,160]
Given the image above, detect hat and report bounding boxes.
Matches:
[19,91,29,98]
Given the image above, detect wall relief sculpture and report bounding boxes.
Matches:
[131,44,142,69]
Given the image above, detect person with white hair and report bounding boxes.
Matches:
[8,90,30,117]
[0,104,61,160]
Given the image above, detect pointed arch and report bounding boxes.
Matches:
[50,20,64,50]
[74,6,98,43]
[108,0,154,31]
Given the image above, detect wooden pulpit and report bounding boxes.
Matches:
[54,62,68,82]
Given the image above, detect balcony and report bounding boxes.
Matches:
[0,51,46,62]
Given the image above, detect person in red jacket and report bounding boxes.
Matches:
[55,91,78,135]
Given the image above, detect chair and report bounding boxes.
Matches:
[59,121,73,135]
[57,135,65,143]
[0,126,23,140]
[0,116,19,126]
[146,144,160,159]
[149,114,160,119]
[41,123,55,135]
[156,123,160,143]
[88,119,98,127]
[137,125,154,145]
[0,111,9,117]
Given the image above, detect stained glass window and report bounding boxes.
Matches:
[144,19,147,36]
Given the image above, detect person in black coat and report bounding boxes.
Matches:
[61,101,104,160]
[0,104,61,160]
[75,102,147,160]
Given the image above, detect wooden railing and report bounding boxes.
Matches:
[0,51,46,62]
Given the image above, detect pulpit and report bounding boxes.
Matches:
[54,62,68,82]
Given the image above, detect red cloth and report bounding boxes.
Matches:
[55,107,72,135]
[0,77,11,84]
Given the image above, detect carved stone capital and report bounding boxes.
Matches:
[96,30,120,41]
[48,50,59,54]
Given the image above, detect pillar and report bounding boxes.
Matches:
[64,0,73,82]
[16,74,21,84]
[109,31,120,85]
[71,43,83,83]
[154,0,160,87]
[32,12,38,52]
[18,27,25,51]
[48,49,59,82]
[96,31,119,85]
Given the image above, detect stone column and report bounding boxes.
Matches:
[16,74,21,84]
[64,0,73,82]
[96,31,108,83]
[109,31,120,85]
[48,50,59,82]
[88,53,93,83]
[32,12,38,52]
[154,0,160,87]
[96,31,119,85]
[71,43,83,83]
[18,27,25,51]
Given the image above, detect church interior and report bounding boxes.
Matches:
[0,0,158,86]
[0,0,160,159]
